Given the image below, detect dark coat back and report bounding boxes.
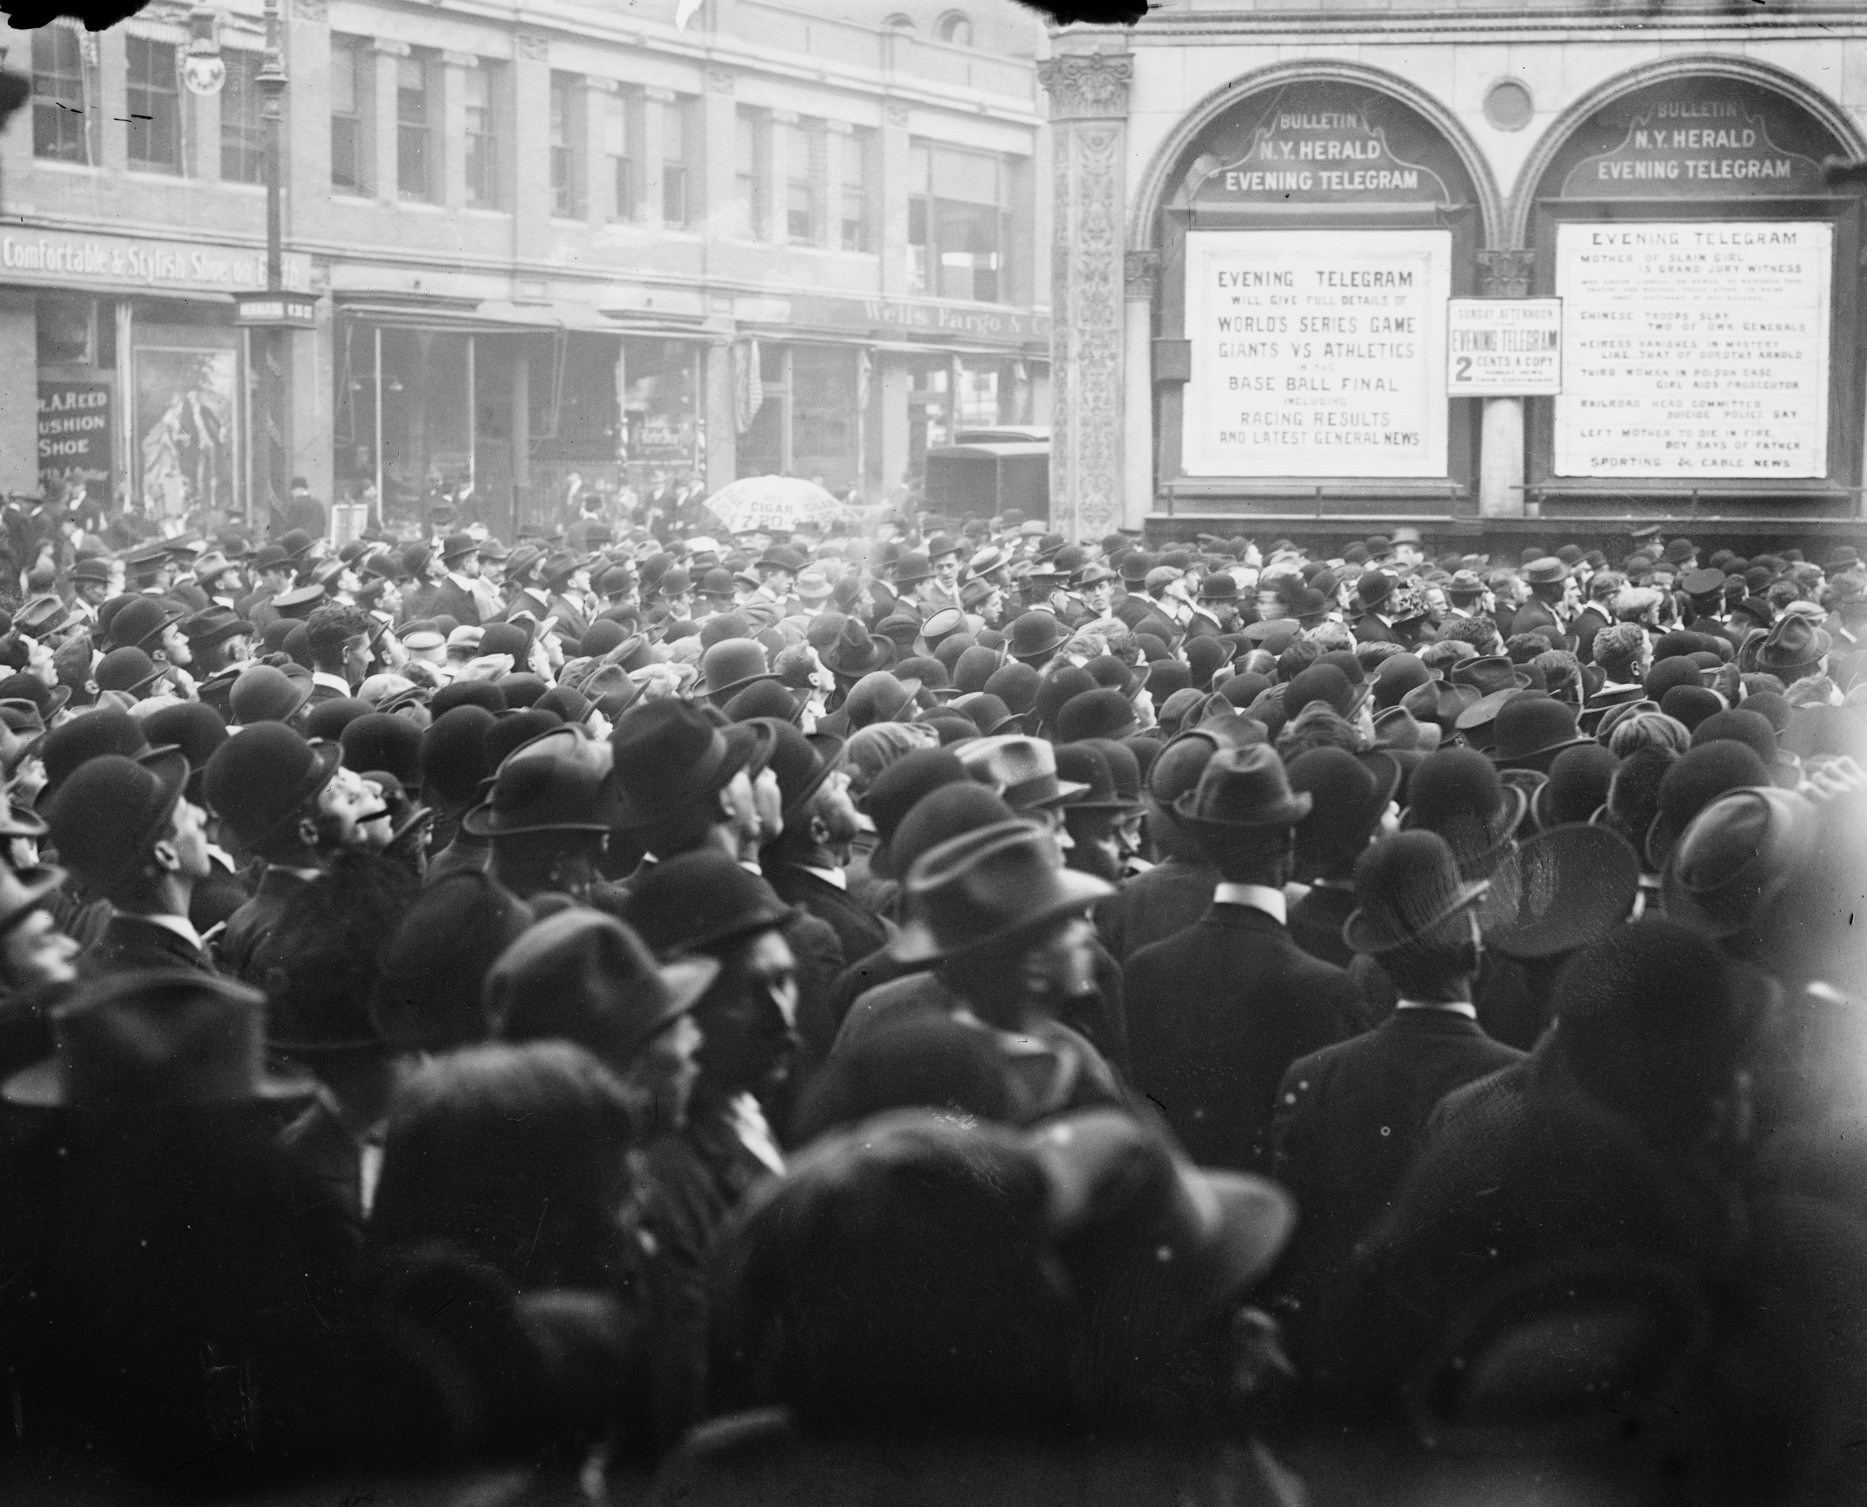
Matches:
[80,914,217,977]
[1285,884,1356,970]
[768,865,890,977]
[1125,903,1360,1172]
[1094,856,1219,965]
[429,577,482,628]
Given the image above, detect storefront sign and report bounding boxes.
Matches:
[1446,299,1562,396]
[1562,102,1827,198]
[1183,229,1451,478]
[37,380,112,499]
[233,292,319,328]
[0,228,312,297]
[1553,221,1831,478]
[776,294,1049,348]
[1194,102,1452,206]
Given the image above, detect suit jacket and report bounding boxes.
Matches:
[1270,1008,1523,1357]
[1570,604,1613,663]
[80,914,217,977]
[1126,903,1361,1172]
[547,592,591,645]
[1285,884,1358,971]
[1094,856,1219,965]
[1351,611,1406,647]
[768,865,890,977]
[217,868,315,982]
[1508,596,1566,643]
[429,577,482,628]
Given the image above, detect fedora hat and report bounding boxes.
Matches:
[3,971,315,1111]
[1662,785,1814,939]
[1485,824,1639,961]
[15,595,74,639]
[1342,830,1489,955]
[1372,705,1441,754]
[1401,678,1480,737]
[957,734,1089,812]
[1453,687,1527,752]
[893,819,1111,964]
[1491,696,1592,772]
[1452,655,1532,697]
[1748,614,1831,676]
[821,617,895,679]
[606,699,755,830]
[460,747,611,838]
[1174,743,1312,832]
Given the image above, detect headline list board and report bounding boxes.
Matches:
[1184,230,1452,479]
[1552,221,1832,478]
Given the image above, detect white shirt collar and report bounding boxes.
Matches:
[796,863,846,891]
[1212,882,1286,924]
[311,670,351,695]
[447,571,474,590]
[117,910,205,952]
[1396,998,1478,1021]
[727,1092,785,1177]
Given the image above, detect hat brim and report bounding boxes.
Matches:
[1493,734,1594,773]
[704,670,783,704]
[1172,789,1313,831]
[1,1054,318,1109]
[890,864,1113,965]
[1342,875,1490,955]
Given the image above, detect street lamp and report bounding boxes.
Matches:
[255,0,290,536]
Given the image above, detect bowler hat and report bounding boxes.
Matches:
[106,596,181,654]
[230,663,313,725]
[420,705,497,807]
[488,909,718,1063]
[369,871,535,1051]
[1174,743,1312,831]
[951,692,1019,737]
[1658,684,1725,733]
[1532,742,1620,831]
[37,706,152,809]
[341,711,424,788]
[953,645,1006,695]
[72,557,112,587]
[1356,569,1396,609]
[1492,696,1591,772]
[1288,747,1400,881]
[863,748,970,876]
[1343,830,1490,955]
[202,723,341,852]
[892,552,932,586]
[761,717,841,826]
[1372,654,1433,711]
[3,970,314,1111]
[180,606,253,646]
[893,819,1111,964]
[1284,663,1357,721]
[625,848,796,957]
[1645,740,1771,871]
[958,734,1089,812]
[46,750,189,891]
[607,699,756,829]
[95,647,163,697]
[700,638,779,703]
[1485,824,1639,960]
[440,532,480,564]
[1007,612,1069,662]
[1402,746,1526,878]
[1052,742,1136,813]
[1662,786,1815,939]
[1055,687,1138,744]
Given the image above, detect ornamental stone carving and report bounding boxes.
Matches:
[1037,52,1132,122]
[1478,249,1535,298]
[707,67,736,95]
[292,0,328,21]
[1124,250,1159,300]
[884,101,910,128]
[516,32,550,62]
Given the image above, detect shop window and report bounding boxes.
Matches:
[550,72,584,218]
[734,107,766,240]
[936,11,973,45]
[220,49,266,185]
[397,52,435,201]
[909,140,1008,302]
[622,338,701,485]
[792,345,857,485]
[32,24,90,164]
[330,35,369,193]
[663,95,691,229]
[840,128,871,252]
[37,296,97,366]
[464,64,499,208]
[126,35,181,174]
[604,88,636,222]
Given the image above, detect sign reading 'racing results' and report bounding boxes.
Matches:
[1553,221,1832,478]
[1184,229,1450,478]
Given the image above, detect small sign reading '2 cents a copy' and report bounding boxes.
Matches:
[1446,299,1563,397]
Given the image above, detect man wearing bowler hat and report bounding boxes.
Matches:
[1270,830,1522,1375]
[1126,745,1364,1174]
[47,750,217,975]
[430,533,486,627]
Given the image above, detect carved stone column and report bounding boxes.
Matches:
[1477,248,1534,519]
[1122,249,1157,530]
[1037,51,1131,541]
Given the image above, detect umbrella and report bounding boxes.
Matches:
[704,476,843,535]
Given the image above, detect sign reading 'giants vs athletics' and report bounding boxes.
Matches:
[1193,101,1453,205]
[1183,229,1451,478]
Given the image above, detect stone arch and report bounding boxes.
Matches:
[1126,58,1506,253]
[1504,52,1867,247]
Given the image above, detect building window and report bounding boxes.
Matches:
[662,95,690,229]
[550,72,584,218]
[219,50,266,184]
[125,35,181,174]
[734,107,765,240]
[882,13,915,27]
[330,36,367,193]
[397,53,434,200]
[32,25,89,164]
[464,65,498,207]
[909,141,1008,302]
[604,89,634,221]
[936,11,973,45]
[840,129,871,252]
[781,119,818,245]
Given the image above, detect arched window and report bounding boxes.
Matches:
[935,10,973,45]
[882,14,916,30]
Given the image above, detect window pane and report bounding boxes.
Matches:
[330,41,356,114]
[909,143,931,195]
[931,145,994,204]
[126,37,180,173]
[663,97,686,164]
[220,51,266,185]
[734,109,761,238]
[330,39,365,192]
[606,93,633,220]
[550,74,582,217]
[32,27,87,163]
[398,56,429,199]
[840,131,867,251]
[465,64,496,207]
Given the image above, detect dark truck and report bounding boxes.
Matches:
[921,427,1049,523]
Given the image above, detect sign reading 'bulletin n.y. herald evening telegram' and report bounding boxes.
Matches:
[1553,222,1831,478]
[1446,300,1562,396]
[1183,229,1451,478]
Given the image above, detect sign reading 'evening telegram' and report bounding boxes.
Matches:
[1184,230,1450,478]
[1553,221,1832,478]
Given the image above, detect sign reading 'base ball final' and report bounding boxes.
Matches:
[1184,230,1450,478]
[1553,221,1831,477]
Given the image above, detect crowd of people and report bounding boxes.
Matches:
[0,503,1860,1503]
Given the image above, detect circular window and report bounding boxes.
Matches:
[1484,79,1534,132]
